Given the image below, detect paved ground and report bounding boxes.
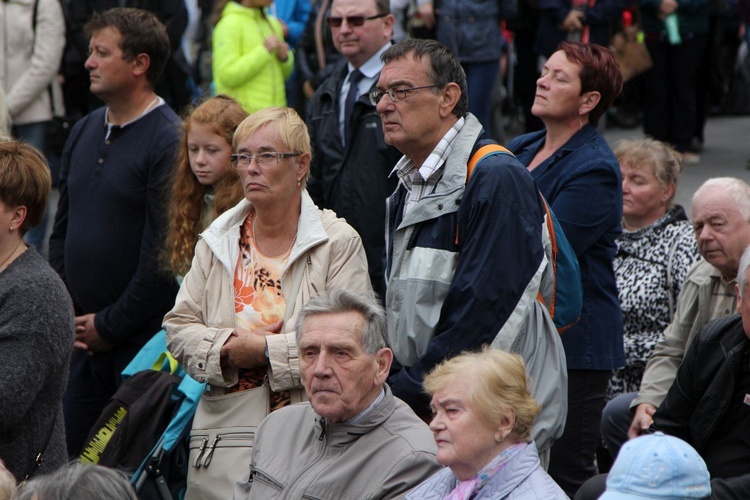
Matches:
[602,114,750,217]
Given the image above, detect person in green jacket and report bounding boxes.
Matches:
[212,0,294,113]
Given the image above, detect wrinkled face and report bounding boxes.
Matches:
[234,124,307,207]
[429,377,505,481]
[532,50,585,123]
[330,0,393,68]
[376,54,445,164]
[692,187,750,279]
[187,122,234,187]
[85,27,135,100]
[620,160,672,229]
[299,312,388,423]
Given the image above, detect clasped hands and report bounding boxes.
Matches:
[220,320,283,370]
[264,34,289,62]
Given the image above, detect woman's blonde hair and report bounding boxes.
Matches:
[423,347,540,442]
[163,95,247,276]
[614,138,683,207]
[233,106,312,184]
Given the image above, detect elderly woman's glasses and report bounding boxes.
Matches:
[368,85,441,106]
[327,13,386,28]
[230,152,301,169]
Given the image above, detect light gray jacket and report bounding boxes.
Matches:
[235,385,441,500]
[633,259,736,408]
[0,0,65,125]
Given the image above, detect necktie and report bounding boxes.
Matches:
[344,69,364,143]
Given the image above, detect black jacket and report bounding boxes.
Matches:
[654,314,750,499]
[306,60,401,294]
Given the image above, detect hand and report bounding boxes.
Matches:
[220,320,283,369]
[280,20,290,39]
[276,41,290,62]
[627,403,656,439]
[418,2,435,29]
[562,9,584,32]
[264,34,281,54]
[303,80,316,99]
[658,0,678,18]
[74,313,113,355]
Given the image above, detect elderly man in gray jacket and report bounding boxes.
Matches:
[233,289,440,499]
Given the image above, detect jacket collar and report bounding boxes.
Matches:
[200,189,328,272]
[516,124,599,178]
[315,385,396,445]
[397,113,484,228]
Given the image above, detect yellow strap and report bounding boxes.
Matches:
[151,351,179,374]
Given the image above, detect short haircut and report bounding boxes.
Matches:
[423,347,540,442]
[559,41,623,126]
[0,140,51,234]
[614,138,682,207]
[233,106,312,184]
[84,8,170,86]
[16,462,137,500]
[738,246,750,298]
[373,0,391,14]
[295,289,387,355]
[693,177,750,222]
[381,39,468,118]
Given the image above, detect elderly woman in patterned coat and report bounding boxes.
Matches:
[607,138,700,400]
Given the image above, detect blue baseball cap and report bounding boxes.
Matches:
[600,432,711,500]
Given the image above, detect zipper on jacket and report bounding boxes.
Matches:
[192,436,209,468]
[251,467,285,491]
[202,434,222,467]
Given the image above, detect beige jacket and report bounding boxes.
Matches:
[164,190,372,396]
[633,259,736,408]
[0,0,65,125]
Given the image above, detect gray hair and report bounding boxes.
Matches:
[16,462,137,500]
[738,246,750,298]
[693,178,750,222]
[295,290,388,355]
[382,39,468,118]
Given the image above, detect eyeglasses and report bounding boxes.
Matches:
[230,152,301,169]
[368,85,441,106]
[327,13,387,28]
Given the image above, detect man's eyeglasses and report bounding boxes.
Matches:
[368,85,441,106]
[327,13,387,28]
[230,152,301,169]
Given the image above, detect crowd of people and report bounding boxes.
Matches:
[1,1,750,499]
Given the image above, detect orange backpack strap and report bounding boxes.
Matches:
[456,144,515,245]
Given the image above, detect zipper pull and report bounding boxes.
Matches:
[318,418,326,441]
[203,435,222,467]
[193,437,209,468]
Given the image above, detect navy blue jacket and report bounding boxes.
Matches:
[508,125,624,370]
[49,105,180,346]
[436,0,515,63]
[386,117,546,414]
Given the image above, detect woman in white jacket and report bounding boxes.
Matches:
[0,0,65,250]
[163,106,371,500]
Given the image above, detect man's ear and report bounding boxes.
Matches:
[374,348,393,386]
[438,83,461,119]
[131,53,151,78]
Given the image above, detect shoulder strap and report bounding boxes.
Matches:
[456,143,515,245]
[466,143,513,184]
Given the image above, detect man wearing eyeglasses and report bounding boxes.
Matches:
[377,38,567,458]
[306,0,401,296]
